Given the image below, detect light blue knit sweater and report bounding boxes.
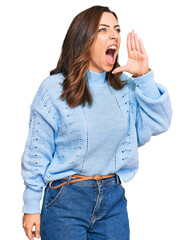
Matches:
[21,69,172,213]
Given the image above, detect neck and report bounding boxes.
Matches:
[86,69,107,87]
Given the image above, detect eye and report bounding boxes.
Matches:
[99,28,106,32]
[115,28,121,33]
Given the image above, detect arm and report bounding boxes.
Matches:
[21,87,57,214]
[130,69,172,147]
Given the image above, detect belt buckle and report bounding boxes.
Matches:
[92,175,102,182]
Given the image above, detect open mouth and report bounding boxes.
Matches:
[105,45,117,65]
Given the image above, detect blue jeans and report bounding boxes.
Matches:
[40,174,130,240]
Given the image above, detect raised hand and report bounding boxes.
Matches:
[112,29,149,76]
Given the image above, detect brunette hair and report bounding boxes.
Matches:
[50,5,128,108]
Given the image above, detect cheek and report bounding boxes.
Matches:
[89,35,108,67]
[96,43,104,58]
[94,35,106,51]
[91,43,105,64]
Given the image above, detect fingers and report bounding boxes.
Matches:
[127,33,132,53]
[130,30,135,50]
[35,221,41,239]
[22,213,41,240]
[24,226,34,240]
[112,65,127,74]
[25,227,38,240]
[127,29,146,54]
[134,32,140,51]
[139,38,146,54]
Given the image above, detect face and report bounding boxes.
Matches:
[88,12,121,73]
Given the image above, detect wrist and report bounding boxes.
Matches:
[132,68,151,78]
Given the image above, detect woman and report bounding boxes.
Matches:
[21,5,172,240]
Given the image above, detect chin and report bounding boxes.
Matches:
[103,65,114,73]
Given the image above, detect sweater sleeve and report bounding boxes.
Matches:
[130,70,172,147]
[21,84,57,214]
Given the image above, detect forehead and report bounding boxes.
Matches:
[99,12,118,26]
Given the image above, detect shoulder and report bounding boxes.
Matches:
[29,73,66,128]
[40,72,64,92]
[31,72,65,109]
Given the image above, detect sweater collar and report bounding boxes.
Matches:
[86,70,107,87]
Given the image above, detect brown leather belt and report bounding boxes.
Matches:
[49,173,116,189]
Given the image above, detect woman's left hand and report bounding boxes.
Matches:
[112,29,149,76]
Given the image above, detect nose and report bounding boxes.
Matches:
[109,29,119,39]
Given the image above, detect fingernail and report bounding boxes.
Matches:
[37,234,40,238]
[112,71,115,74]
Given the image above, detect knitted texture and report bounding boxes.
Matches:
[21,69,172,213]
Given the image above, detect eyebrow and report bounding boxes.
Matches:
[99,24,120,28]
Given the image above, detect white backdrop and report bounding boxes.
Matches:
[1,0,192,239]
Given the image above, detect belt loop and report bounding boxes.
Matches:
[115,174,121,185]
[66,175,72,186]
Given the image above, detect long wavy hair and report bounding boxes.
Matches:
[50,5,128,108]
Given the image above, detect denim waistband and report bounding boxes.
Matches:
[62,173,122,187]
[47,173,122,188]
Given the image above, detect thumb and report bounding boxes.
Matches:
[112,66,127,74]
[35,222,41,239]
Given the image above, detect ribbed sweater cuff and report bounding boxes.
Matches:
[22,186,42,214]
[131,70,161,99]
